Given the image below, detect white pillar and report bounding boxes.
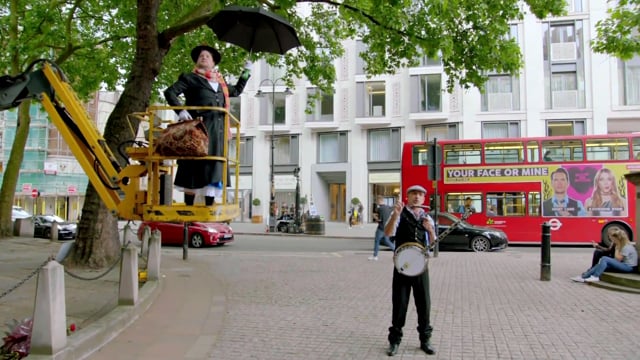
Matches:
[147,229,162,281]
[30,261,66,355]
[118,244,139,306]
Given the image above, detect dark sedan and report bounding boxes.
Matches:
[33,215,77,240]
[432,212,508,252]
[136,221,234,248]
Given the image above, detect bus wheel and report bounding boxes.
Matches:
[601,224,628,247]
[471,236,490,252]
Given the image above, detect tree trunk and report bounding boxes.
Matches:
[0,102,31,238]
[69,0,168,266]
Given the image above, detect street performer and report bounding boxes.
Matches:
[383,184,436,356]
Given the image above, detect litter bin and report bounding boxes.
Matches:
[304,216,325,235]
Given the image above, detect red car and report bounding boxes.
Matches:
[137,221,234,248]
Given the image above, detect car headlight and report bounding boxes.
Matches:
[206,227,218,233]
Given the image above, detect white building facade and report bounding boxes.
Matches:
[232,0,640,223]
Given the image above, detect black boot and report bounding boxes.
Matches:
[420,341,436,355]
[184,194,195,206]
[387,343,399,356]
[205,196,215,206]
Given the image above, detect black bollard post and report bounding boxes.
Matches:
[540,222,551,281]
[183,222,189,261]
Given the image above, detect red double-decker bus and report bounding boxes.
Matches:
[402,134,640,244]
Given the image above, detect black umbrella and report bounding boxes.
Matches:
[207,6,302,55]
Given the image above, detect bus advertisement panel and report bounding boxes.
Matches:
[402,135,640,245]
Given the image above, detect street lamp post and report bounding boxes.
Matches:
[256,78,291,232]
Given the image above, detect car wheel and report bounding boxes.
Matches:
[190,233,204,248]
[470,236,490,252]
[43,229,50,239]
[602,224,627,247]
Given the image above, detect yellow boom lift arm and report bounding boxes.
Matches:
[0,59,240,223]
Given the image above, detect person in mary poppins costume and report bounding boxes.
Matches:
[164,45,251,206]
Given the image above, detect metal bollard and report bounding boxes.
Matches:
[540,222,551,281]
[183,222,189,260]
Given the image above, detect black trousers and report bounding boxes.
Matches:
[388,267,433,344]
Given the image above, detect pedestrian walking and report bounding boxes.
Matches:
[369,195,395,261]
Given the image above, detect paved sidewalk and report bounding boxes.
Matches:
[3,221,638,359]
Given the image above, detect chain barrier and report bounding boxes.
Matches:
[63,240,130,281]
[2,221,142,296]
[0,258,52,301]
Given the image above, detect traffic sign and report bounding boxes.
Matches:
[31,188,38,198]
[22,183,32,194]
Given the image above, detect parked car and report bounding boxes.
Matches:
[387,212,508,252]
[11,206,32,222]
[137,221,234,248]
[431,212,508,252]
[33,215,77,240]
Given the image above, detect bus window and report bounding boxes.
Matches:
[633,137,640,160]
[484,141,524,164]
[446,193,482,214]
[444,143,481,164]
[528,192,541,216]
[541,139,584,162]
[412,144,429,165]
[586,138,630,161]
[526,141,539,163]
[487,192,526,216]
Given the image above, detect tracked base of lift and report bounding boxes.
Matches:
[142,204,241,223]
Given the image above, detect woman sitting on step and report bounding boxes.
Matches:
[571,229,638,283]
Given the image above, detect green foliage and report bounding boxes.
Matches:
[592,0,640,60]
[351,197,361,205]
[252,198,261,206]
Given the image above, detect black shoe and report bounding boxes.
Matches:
[387,343,399,356]
[420,342,436,355]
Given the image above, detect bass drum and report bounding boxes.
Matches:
[393,242,428,277]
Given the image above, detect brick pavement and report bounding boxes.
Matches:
[91,233,639,360]
[2,222,639,359]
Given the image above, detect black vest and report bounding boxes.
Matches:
[395,207,429,248]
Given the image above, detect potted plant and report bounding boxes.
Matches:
[251,198,263,223]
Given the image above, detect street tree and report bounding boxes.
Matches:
[1,0,566,267]
[592,0,640,59]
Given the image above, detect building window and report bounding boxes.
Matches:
[542,21,585,109]
[409,74,442,112]
[482,121,520,139]
[229,137,253,166]
[356,81,385,117]
[229,98,241,123]
[619,56,640,106]
[566,0,584,13]
[318,132,347,163]
[481,75,520,112]
[306,88,334,122]
[546,120,585,136]
[273,135,298,165]
[423,123,459,141]
[258,92,288,125]
[551,71,578,108]
[418,54,442,67]
[368,128,401,162]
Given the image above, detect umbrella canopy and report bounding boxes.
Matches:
[207,6,302,55]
